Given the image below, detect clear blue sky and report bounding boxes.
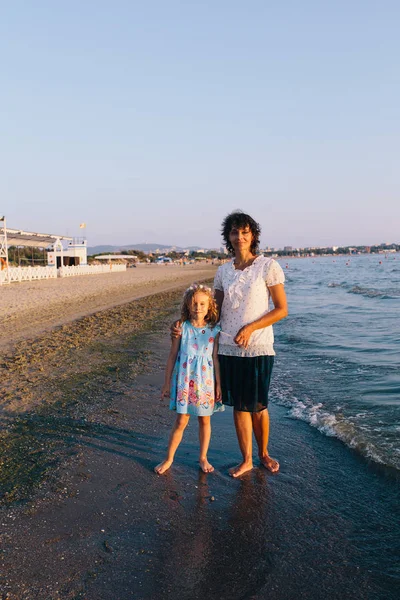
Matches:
[2,1,399,248]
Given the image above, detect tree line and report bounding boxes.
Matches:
[6,246,48,266]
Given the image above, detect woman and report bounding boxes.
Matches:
[214,211,288,477]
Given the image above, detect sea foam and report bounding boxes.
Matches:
[271,387,397,470]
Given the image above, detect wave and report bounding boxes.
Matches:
[278,330,308,345]
[327,282,400,299]
[348,286,400,299]
[271,388,399,471]
[328,282,347,288]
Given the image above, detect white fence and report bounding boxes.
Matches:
[58,264,126,277]
[0,266,58,284]
[0,263,126,284]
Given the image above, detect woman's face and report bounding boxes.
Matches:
[229,224,253,254]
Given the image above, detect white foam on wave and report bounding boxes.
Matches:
[287,400,342,438]
[271,389,396,469]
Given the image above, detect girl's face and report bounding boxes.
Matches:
[229,224,253,254]
[189,291,210,321]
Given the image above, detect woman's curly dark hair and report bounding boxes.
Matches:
[221,210,261,256]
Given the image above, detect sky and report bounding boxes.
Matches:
[1,1,399,249]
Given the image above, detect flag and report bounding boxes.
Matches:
[79,223,86,229]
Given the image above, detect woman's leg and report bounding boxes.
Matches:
[154,413,190,474]
[198,416,214,473]
[251,409,279,473]
[230,409,254,477]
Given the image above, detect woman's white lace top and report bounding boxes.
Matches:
[214,256,285,357]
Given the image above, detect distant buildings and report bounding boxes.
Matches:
[274,242,400,257]
[90,241,399,262]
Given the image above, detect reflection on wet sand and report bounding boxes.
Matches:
[153,468,279,600]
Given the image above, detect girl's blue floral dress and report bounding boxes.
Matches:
[170,321,224,416]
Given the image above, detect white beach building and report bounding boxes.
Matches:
[47,238,88,268]
[0,217,126,284]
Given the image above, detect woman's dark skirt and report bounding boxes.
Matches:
[219,354,274,413]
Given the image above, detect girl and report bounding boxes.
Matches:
[155,283,223,475]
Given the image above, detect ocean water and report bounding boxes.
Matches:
[272,253,400,471]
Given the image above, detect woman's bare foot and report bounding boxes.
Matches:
[154,460,173,474]
[199,458,214,473]
[229,461,253,478]
[259,455,279,473]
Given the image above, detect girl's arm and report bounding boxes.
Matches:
[161,336,181,399]
[212,333,221,401]
[234,283,288,349]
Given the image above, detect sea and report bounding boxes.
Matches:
[272,252,400,472]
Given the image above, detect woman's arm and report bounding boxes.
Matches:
[161,336,181,399]
[212,332,221,401]
[234,283,288,349]
[170,319,182,339]
[214,289,224,320]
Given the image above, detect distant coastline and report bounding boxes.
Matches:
[87,243,400,263]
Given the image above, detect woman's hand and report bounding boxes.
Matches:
[231,285,288,349]
[161,384,170,400]
[170,320,182,339]
[234,325,254,349]
[215,383,222,402]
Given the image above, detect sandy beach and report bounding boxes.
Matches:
[0,271,398,599]
[0,263,217,353]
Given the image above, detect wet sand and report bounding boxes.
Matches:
[0,285,399,599]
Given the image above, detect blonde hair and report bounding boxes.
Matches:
[181,283,219,328]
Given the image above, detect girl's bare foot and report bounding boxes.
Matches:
[199,458,214,473]
[259,454,279,473]
[229,461,253,478]
[154,460,173,474]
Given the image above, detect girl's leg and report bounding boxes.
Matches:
[230,409,254,477]
[198,416,214,473]
[252,409,279,473]
[154,413,190,474]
